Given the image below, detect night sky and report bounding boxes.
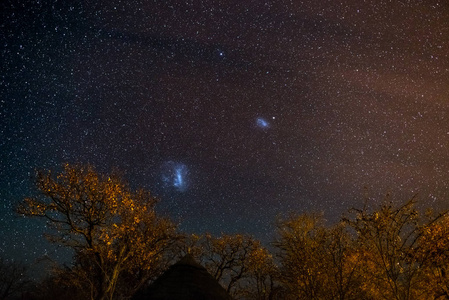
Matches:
[1,0,449,271]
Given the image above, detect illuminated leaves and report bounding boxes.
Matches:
[274,214,364,299]
[17,164,176,300]
[273,199,449,300]
[17,166,449,300]
[344,198,449,300]
[416,215,449,299]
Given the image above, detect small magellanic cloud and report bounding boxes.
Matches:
[256,117,270,129]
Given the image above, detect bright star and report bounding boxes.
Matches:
[215,49,225,59]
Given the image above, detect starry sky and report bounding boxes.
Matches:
[1,0,449,268]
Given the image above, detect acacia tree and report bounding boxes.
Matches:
[17,164,176,300]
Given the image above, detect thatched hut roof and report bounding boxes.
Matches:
[133,254,232,300]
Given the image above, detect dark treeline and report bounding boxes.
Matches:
[2,164,449,300]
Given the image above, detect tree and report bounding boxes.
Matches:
[416,214,449,299]
[202,234,262,297]
[274,214,328,299]
[0,257,30,300]
[177,233,277,299]
[274,214,366,300]
[34,264,90,300]
[17,164,176,300]
[325,222,367,300]
[244,245,279,300]
[344,196,448,300]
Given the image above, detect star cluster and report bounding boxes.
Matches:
[1,0,449,272]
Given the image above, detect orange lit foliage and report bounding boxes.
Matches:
[346,198,448,300]
[245,245,278,300]
[18,164,176,300]
[274,214,365,300]
[417,214,449,299]
[275,214,329,299]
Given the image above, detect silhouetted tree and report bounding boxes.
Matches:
[0,257,30,300]
[177,233,278,299]
[34,266,88,300]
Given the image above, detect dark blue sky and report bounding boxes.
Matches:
[1,0,449,275]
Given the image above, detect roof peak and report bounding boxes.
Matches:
[174,254,205,270]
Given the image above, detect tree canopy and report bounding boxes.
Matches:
[13,164,449,300]
[17,164,176,300]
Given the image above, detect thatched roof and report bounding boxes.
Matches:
[132,254,232,300]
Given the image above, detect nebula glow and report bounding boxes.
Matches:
[161,161,189,192]
[256,117,270,129]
